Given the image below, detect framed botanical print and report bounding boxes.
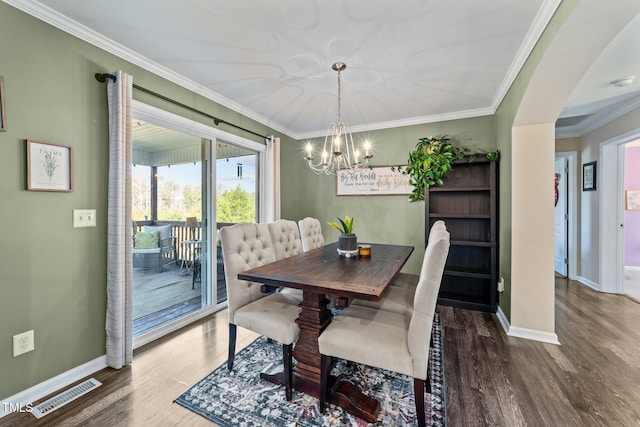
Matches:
[27,139,73,192]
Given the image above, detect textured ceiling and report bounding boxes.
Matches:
[7,0,640,139]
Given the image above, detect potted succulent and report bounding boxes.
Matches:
[393,136,498,201]
[328,215,357,253]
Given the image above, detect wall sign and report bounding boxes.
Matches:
[336,166,412,196]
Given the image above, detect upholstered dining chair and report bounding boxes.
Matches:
[268,219,303,260]
[350,220,447,316]
[268,219,304,297]
[317,228,450,427]
[220,222,303,400]
[298,217,325,252]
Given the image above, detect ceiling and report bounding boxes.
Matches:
[7,0,640,140]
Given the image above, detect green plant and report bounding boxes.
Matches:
[328,215,354,234]
[393,136,497,202]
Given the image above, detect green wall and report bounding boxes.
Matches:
[0,3,290,399]
[494,0,579,320]
[281,116,496,275]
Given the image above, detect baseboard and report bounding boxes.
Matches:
[496,306,510,335]
[496,306,560,345]
[0,355,107,418]
[508,326,561,345]
[624,265,640,272]
[577,276,600,291]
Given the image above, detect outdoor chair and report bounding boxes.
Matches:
[132,223,176,272]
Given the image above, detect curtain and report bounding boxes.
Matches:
[106,70,133,368]
[264,136,281,222]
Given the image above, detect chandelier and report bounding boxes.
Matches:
[304,62,372,175]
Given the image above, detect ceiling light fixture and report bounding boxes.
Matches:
[610,76,635,87]
[304,62,372,175]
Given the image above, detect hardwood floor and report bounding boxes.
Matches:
[2,277,640,426]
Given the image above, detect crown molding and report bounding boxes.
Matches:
[296,107,494,140]
[4,0,557,141]
[555,96,640,138]
[490,0,562,113]
[2,0,293,137]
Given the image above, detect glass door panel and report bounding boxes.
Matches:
[215,143,259,303]
[131,120,211,336]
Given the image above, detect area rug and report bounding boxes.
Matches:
[175,311,446,426]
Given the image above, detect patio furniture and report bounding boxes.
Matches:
[132,224,176,272]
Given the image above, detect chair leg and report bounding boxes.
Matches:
[319,354,332,412]
[426,358,432,394]
[227,324,237,370]
[282,343,293,400]
[414,378,426,427]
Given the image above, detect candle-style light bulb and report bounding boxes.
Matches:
[364,141,371,157]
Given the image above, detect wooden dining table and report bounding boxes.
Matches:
[238,241,414,422]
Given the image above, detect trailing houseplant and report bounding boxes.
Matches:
[328,215,358,252]
[393,136,497,201]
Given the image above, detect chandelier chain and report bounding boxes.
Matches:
[303,62,373,175]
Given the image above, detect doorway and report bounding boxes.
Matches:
[600,130,640,295]
[554,152,578,280]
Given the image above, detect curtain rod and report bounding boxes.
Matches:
[94,73,267,139]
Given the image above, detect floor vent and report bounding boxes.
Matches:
[31,378,102,419]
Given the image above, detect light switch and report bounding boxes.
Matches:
[73,209,97,228]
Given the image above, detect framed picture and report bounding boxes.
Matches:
[582,161,596,191]
[27,139,73,192]
[626,190,640,210]
[336,166,412,196]
[0,76,6,131]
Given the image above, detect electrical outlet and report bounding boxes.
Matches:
[13,330,35,357]
[497,277,505,293]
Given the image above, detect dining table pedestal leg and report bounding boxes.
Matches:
[260,290,381,422]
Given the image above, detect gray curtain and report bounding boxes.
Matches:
[106,70,133,368]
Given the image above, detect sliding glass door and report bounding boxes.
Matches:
[131,120,212,338]
[130,101,267,346]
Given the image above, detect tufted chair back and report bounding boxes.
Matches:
[220,222,275,323]
[298,217,325,252]
[268,219,303,260]
[408,227,450,380]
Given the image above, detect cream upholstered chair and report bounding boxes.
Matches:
[318,228,450,427]
[220,222,303,400]
[268,219,303,260]
[298,217,325,252]
[351,220,447,316]
[268,219,304,297]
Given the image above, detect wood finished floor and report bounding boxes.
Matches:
[2,276,640,426]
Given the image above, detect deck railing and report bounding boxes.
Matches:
[133,220,235,263]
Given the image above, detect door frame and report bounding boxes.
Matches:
[600,128,640,294]
[131,100,266,348]
[555,151,578,280]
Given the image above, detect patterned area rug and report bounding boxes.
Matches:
[175,312,446,426]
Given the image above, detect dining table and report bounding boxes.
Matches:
[238,241,414,422]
